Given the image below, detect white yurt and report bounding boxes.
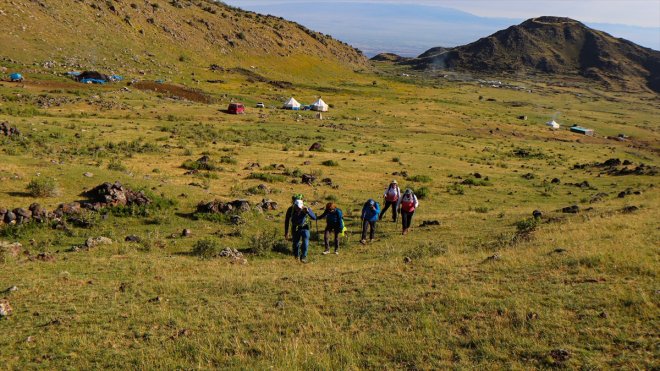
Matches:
[546,120,560,129]
[283,97,301,110]
[311,98,329,112]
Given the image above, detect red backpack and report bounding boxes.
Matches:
[385,185,399,202]
[400,194,415,212]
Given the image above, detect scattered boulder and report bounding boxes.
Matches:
[259,199,278,211]
[53,202,82,217]
[0,122,21,137]
[85,236,113,248]
[0,241,23,259]
[31,252,55,262]
[218,248,247,264]
[549,349,571,363]
[621,205,639,214]
[197,199,251,215]
[301,174,316,185]
[309,142,323,151]
[29,203,48,223]
[125,235,141,242]
[4,210,16,224]
[13,208,31,224]
[321,178,334,186]
[0,299,12,318]
[589,193,608,203]
[562,205,580,214]
[484,253,501,262]
[82,182,151,208]
[419,220,440,227]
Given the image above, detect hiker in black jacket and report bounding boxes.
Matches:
[284,198,317,263]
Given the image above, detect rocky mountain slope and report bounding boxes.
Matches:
[0,0,368,77]
[403,17,660,93]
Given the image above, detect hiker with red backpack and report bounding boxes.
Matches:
[397,189,419,235]
[379,180,401,222]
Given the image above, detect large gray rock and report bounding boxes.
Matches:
[85,237,113,248]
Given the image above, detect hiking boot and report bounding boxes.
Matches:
[334,251,339,255]
[322,250,330,255]
[300,259,308,264]
[360,239,366,245]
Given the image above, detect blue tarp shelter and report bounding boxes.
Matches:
[9,73,23,81]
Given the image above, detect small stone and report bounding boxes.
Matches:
[275,300,285,309]
[125,235,141,243]
[549,349,571,363]
[599,311,608,318]
[148,296,162,303]
[0,299,12,317]
[85,237,113,248]
[403,256,412,264]
[181,229,192,237]
[83,172,94,178]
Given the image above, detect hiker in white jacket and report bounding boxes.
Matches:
[397,189,419,235]
[379,180,401,222]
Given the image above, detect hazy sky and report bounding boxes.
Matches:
[226,0,660,27]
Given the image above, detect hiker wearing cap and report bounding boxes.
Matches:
[397,189,419,235]
[284,196,317,263]
[360,199,380,245]
[317,202,345,255]
[379,180,401,222]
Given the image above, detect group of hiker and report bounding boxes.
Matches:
[284,180,420,263]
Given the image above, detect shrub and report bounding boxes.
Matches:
[515,218,539,234]
[447,184,464,195]
[181,159,219,171]
[220,156,237,165]
[461,177,491,186]
[192,239,222,259]
[248,173,286,183]
[407,175,432,183]
[26,177,58,197]
[248,229,282,256]
[321,160,338,167]
[413,186,430,199]
[473,206,490,213]
[392,157,400,163]
[107,160,127,172]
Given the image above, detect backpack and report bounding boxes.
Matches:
[385,185,399,202]
[400,194,416,212]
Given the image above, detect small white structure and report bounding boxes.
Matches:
[310,98,329,112]
[283,97,301,110]
[546,120,560,130]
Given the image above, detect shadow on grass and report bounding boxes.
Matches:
[6,191,33,197]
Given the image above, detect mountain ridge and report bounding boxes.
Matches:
[387,16,659,93]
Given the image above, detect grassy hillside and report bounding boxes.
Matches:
[0,0,368,81]
[0,60,658,368]
[0,5,658,369]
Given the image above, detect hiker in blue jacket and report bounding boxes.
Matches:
[284,197,317,263]
[317,202,345,255]
[360,199,380,245]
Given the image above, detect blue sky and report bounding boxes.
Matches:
[223,0,660,56]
